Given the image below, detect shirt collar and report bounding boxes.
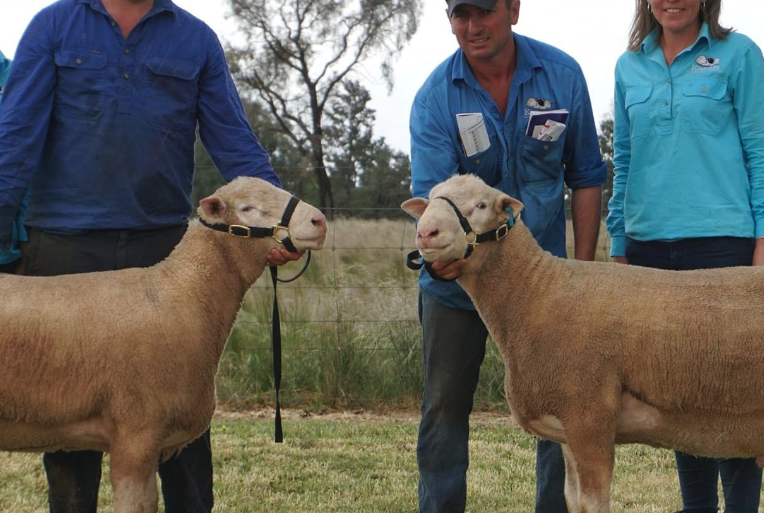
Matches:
[451,33,540,88]
[76,0,177,17]
[640,21,714,55]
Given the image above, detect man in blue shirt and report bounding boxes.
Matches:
[410,0,606,511]
[0,48,26,275]
[0,0,298,511]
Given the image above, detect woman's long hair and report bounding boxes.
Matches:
[627,0,732,52]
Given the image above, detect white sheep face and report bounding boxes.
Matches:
[402,175,523,262]
[198,177,327,251]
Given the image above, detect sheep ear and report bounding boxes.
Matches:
[497,194,524,218]
[199,196,227,219]
[401,198,430,219]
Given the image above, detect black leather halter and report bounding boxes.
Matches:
[198,193,307,443]
[406,196,515,282]
[199,195,301,253]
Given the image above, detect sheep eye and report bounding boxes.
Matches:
[476,202,487,210]
[241,206,253,213]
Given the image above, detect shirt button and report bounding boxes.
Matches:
[111,21,116,26]
[701,86,707,93]
[123,73,130,80]
[664,100,669,106]
[75,58,82,65]
[124,48,130,54]
[667,79,671,83]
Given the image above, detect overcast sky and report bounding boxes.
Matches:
[1,1,763,154]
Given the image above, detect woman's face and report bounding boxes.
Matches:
[648,0,703,39]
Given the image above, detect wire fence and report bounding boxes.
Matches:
[216,207,614,411]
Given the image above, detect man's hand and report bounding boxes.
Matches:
[266,247,303,267]
[430,258,468,281]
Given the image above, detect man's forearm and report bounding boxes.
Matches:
[571,185,602,261]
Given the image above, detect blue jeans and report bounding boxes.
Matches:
[417,292,567,513]
[626,236,762,513]
[26,227,214,513]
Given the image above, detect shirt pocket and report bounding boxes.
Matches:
[54,49,107,120]
[457,134,504,186]
[624,85,653,140]
[143,58,200,129]
[518,134,565,184]
[680,79,728,134]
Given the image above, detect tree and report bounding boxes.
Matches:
[226,0,422,217]
[353,139,411,217]
[324,79,375,209]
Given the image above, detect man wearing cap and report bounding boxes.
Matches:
[409,0,606,511]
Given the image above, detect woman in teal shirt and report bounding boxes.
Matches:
[607,1,764,511]
[0,48,26,274]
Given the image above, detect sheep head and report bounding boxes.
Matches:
[198,177,327,251]
[402,175,523,263]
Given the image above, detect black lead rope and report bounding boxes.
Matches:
[198,194,309,442]
[406,196,515,282]
[269,266,284,443]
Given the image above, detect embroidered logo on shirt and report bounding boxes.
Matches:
[695,55,721,67]
[526,97,553,110]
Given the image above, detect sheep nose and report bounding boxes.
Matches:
[417,227,439,240]
[312,215,326,229]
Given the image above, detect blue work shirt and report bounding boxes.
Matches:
[0,0,280,242]
[0,49,27,265]
[607,23,764,257]
[410,33,606,311]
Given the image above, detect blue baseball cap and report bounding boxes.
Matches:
[446,0,498,16]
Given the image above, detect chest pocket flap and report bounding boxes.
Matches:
[54,50,107,70]
[682,79,727,100]
[624,85,653,108]
[145,58,200,80]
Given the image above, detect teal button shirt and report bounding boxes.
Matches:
[607,23,764,257]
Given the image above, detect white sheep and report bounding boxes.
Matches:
[402,174,764,513]
[0,177,327,513]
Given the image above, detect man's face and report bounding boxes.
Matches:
[448,0,520,63]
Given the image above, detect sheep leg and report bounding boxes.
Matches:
[109,440,160,513]
[560,443,581,512]
[560,432,615,513]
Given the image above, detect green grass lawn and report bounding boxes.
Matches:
[0,409,699,512]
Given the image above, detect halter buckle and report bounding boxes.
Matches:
[228,225,251,238]
[465,231,479,248]
[495,224,509,241]
[272,224,292,244]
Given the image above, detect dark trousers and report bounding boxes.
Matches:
[25,227,214,513]
[0,260,18,274]
[417,292,568,513]
[626,236,762,513]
